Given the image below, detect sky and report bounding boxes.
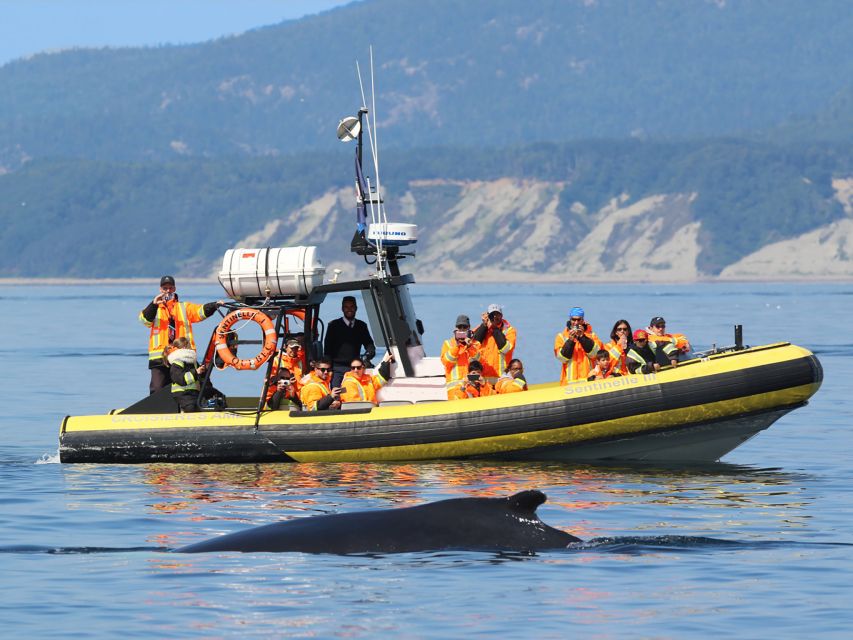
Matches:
[0,0,355,66]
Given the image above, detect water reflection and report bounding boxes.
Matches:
[128,460,809,516]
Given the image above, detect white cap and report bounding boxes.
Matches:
[487,303,503,314]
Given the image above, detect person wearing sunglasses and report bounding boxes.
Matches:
[299,357,342,411]
[626,329,662,374]
[554,306,603,384]
[341,351,395,405]
[495,359,528,394]
[646,316,690,368]
[441,314,483,398]
[603,319,633,375]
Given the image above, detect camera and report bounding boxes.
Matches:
[163,292,174,301]
[278,378,291,387]
[455,329,471,341]
[488,311,500,322]
[467,372,480,382]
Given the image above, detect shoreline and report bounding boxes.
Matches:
[2,275,853,286]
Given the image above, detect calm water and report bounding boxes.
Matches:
[1,282,851,638]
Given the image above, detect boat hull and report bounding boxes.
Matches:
[60,343,822,464]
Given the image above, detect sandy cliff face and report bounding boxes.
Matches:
[224,176,853,282]
[719,177,853,279]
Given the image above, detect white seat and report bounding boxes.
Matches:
[341,401,375,411]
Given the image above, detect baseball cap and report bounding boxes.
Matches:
[487,303,503,314]
[633,329,648,340]
[455,314,471,328]
[569,306,585,318]
[286,339,300,348]
[160,275,175,287]
[650,316,666,326]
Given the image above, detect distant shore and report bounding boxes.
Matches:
[2,275,853,286]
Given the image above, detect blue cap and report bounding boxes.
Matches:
[569,307,585,318]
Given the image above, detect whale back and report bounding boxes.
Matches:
[177,490,580,554]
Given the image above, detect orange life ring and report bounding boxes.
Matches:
[214,309,277,370]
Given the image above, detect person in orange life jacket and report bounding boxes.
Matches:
[646,316,690,367]
[449,360,494,400]
[602,319,633,375]
[267,367,302,411]
[166,337,207,413]
[324,296,376,388]
[554,307,603,384]
[266,339,304,404]
[626,329,662,374]
[587,349,622,381]
[495,359,528,394]
[299,357,342,411]
[341,351,395,405]
[440,314,482,398]
[471,303,516,383]
[140,275,224,395]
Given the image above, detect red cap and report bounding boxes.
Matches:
[633,329,648,340]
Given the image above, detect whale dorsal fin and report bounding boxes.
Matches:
[507,490,547,515]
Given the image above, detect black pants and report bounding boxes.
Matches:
[149,365,170,395]
[331,363,349,389]
[173,392,200,413]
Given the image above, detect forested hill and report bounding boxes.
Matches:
[1,0,852,280]
[1,0,852,168]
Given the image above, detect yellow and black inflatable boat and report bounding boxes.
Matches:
[58,102,823,465]
[60,342,821,464]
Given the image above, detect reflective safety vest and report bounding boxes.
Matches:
[647,332,689,357]
[170,360,199,394]
[478,320,516,380]
[299,372,332,411]
[495,375,527,394]
[139,299,209,364]
[266,352,304,402]
[449,380,494,400]
[341,370,387,405]
[603,340,628,375]
[440,338,481,397]
[554,325,602,385]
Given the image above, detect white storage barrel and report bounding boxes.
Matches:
[219,246,325,299]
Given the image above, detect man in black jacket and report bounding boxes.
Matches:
[626,329,663,375]
[324,295,376,387]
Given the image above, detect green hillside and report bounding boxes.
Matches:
[1,140,848,277]
[1,0,852,169]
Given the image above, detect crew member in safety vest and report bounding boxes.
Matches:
[587,349,622,381]
[299,357,342,411]
[472,303,516,383]
[554,307,602,384]
[646,316,690,367]
[449,360,494,400]
[341,352,394,405]
[495,359,528,394]
[139,275,223,395]
[166,337,206,413]
[440,314,482,398]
